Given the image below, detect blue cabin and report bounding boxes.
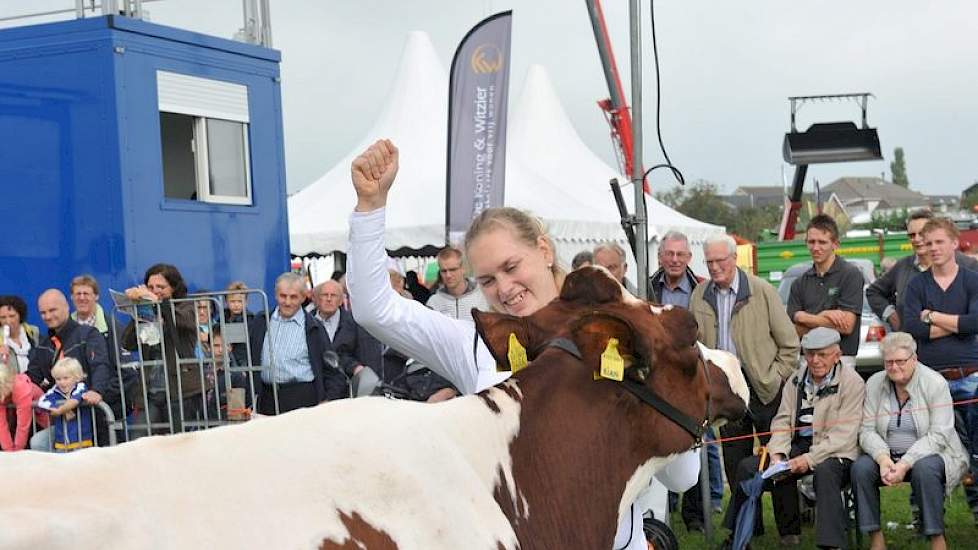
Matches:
[0,15,289,318]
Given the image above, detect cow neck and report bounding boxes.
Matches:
[490,346,692,549]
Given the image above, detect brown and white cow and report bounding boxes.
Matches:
[0,267,747,549]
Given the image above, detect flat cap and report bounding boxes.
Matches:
[801,327,841,350]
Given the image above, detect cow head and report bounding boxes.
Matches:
[473,266,748,443]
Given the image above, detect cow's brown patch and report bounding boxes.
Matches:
[320,511,398,550]
[479,393,501,413]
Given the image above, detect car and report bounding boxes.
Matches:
[776,259,885,379]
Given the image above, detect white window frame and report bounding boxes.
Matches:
[158,71,253,206]
[193,117,253,206]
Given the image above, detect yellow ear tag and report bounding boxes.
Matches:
[600,338,625,381]
[507,332,529,373]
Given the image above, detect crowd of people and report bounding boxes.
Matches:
[3,137,978,550]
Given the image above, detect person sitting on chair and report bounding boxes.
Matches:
[851,332,968,550]
[723,327,865,550]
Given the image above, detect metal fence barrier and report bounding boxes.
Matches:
[110,288,301,442]
[2,400,116,451]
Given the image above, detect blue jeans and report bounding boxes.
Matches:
[946,373,978,511]
[705,428,724,506]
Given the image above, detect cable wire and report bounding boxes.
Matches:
[648,0,685,187]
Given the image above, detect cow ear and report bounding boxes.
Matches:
[472,310,530,372]
[568,314,641,377]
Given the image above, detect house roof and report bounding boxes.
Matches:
[823,177,930,208]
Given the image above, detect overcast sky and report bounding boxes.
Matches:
[6,1,977,197]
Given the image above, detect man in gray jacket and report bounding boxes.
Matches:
[425,247,489,323]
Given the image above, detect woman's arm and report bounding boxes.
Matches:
[348,208,482,394]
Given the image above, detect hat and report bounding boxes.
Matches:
[801,327,841,350]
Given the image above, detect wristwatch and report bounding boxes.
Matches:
[923,311,933,325]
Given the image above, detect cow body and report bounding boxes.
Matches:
[2,388,526,549]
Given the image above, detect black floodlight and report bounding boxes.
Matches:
[782,93,882,165]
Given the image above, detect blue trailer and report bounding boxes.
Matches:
[0,14,290,320]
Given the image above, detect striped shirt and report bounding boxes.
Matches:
[261,309,314,384]
[715,275,740,356]
[885,391,918,456]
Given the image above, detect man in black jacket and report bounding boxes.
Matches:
[249,273,348,415]
[312,280,382,379]
[27,289,117,404]
[27,289,119,448]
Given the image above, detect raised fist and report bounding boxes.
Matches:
[351,139,399,212]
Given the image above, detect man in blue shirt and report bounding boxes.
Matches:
[903,216,978,521]
[249,273,348,414]
[649,231,703,309]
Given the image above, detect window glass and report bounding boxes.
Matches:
[160,112,197,200]
[206,119,249,199]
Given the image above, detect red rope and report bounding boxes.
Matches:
[706,396,978,446]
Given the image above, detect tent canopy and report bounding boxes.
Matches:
[288,31,724,275]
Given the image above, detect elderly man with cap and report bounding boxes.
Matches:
[723,328,866,550]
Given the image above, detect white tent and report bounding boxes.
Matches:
[288,31,724,276]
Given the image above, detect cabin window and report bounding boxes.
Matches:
[157,71,252,205]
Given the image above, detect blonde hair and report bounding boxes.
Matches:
[464,207,565,291]
[51,357,86,382]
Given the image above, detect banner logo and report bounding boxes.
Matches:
[470,44,504,74]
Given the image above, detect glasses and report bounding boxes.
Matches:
[884,355,914,367]
[704,254,733,267]
[660,251,691,259]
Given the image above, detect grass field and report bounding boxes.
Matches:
[671,484,973,549]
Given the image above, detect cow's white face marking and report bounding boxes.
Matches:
[697,342,750,408]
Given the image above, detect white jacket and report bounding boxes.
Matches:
[347,208,699,550]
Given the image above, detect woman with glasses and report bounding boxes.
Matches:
[852,332,968,550]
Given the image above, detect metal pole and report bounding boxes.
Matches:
[75,0,86,18]
[259,0,273,47]
[700,445,714,545]
[628,0,649,300]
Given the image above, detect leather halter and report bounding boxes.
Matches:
[539,332,712,446]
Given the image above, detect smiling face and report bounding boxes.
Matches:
[71,284,97,318]
[883,348,916,387]
[658,238,691,280]
[53,369,80,394]
[804,344,841,382]
[468,226,557,317]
